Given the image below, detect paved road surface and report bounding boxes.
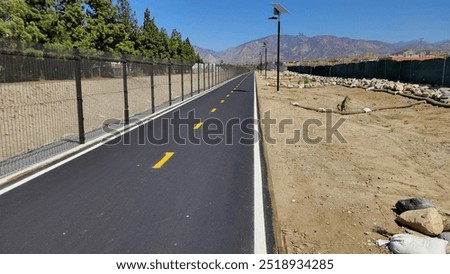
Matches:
[0,72,271,254]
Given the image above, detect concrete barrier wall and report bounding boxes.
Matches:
[289,57,450,87]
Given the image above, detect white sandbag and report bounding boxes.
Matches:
[388,234,448,254]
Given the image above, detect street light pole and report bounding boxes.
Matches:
[269,4,288,92]
[276,16,280,91]
[263,42,267,79]
[259,53,262,75]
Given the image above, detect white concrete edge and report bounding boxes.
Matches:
[253,73,267,254]
[0,76,240,196]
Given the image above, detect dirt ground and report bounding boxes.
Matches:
[256,71,450,254]
[0,73,203,162]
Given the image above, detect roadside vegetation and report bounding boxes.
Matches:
[0,0,199,62]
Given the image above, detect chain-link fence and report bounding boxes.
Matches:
[0,43,248,179]
[289,57,450,87]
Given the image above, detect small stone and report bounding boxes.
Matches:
[385,81,395,90]
[394,82,405,92]
[396,208,444,236]
[438,95,449,103]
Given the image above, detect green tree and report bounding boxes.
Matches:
[53,0,88,48]
[168,28,182,60]
[84,0,125,53]
[24,0,58,44]
[116,0,139,54]
[182,37,198,63]
[0,0,199,61]
[158,27,169,59]
[0,0,45,42]
[138,8,161,58]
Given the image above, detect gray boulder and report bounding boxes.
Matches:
[395,197,435,214]
[438,232,450,241]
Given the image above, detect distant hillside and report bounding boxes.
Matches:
[195,34,450,64]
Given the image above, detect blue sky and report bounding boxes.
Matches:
[128,0,450,52]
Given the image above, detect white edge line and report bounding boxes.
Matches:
[253,73,267,254]
[0,77,240,196]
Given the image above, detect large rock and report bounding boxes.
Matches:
[396,208,444,236]
[395,197,435,214]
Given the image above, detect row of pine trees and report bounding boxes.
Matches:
[0,0,200,62]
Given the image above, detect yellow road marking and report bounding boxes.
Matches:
[220,100,225,104]
[153,152,174,169]
[226,94,230,98]
[194,122,203,129]
[211,108,217,113]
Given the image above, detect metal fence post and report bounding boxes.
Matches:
[203,63,206,92]
[168,60,172,106]
[217,64,220,84]
[197,63,200,94]
[208,63,210,89]
[409,61,412,83]
[181,61,184,101]
[122,54,129,125]
[190,63,193,97]
[151,59,155,113]
[442,58,447,87]
[73,47,85,144]
[375,61,379,79]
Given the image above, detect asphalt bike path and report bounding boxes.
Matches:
[0,72,264,254]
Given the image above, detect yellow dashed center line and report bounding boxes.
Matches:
[194,122,203,129]
[153,152,174,169]
[152,75,250,171]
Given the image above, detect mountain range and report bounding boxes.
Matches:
[194,34,450,64]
